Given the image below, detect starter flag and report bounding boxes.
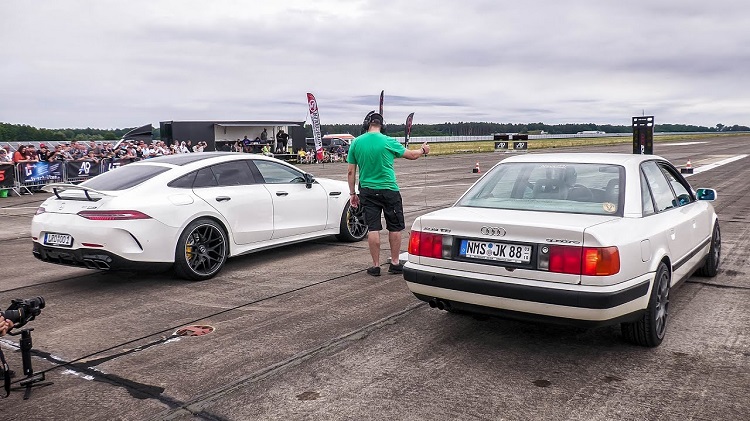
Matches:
[306,93,323,156]
[405,112,414,148]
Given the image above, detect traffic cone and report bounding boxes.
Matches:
[473,162,480,173]
[680,159,693,174]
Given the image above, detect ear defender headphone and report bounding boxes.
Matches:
[361,111,386,134]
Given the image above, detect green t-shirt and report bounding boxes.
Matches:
[347,132,406,191]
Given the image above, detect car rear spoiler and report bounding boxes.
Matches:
[42,183,115,201]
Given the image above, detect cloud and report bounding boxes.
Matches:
[0,0,748,128]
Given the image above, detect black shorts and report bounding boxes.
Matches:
[359,187,405,232]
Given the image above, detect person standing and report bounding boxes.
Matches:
[346,113,430,276]
[12,145,27,163]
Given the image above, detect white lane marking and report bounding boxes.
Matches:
[683,154,748,177]
[0,206,41,210]
[401,183,474,191]
[662,142,707,146]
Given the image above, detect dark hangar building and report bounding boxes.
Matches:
[159,120,307,152]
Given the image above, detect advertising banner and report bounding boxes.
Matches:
[101,158,134,173]
[0,163,15,188]
[512,141,528,151]
[20,161,63,184]
[65,160,101,178]
[494,141,509,151]
[306,93,323,154]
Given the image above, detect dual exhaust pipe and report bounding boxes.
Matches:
[428,298,452,311]
[83,258,111,270]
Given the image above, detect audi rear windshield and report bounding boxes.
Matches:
[456,162,625,216]
[80,165,170,191]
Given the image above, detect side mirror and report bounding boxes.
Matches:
[304,173,315,189]
[696,188,717,201]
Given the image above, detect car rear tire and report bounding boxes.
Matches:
[621,262,670,347]
[698,223,720,277]
[335,202,368,242]
[174,218,228,281]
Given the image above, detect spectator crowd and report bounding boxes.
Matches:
[0,132,350,166]
[0,140,212,164]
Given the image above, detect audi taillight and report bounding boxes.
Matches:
[77,210,152,221]
[582,246,620,276]
[540,245,619,276]
[409,231,449,259]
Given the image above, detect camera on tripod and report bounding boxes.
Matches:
[1,296,50,400]
[1,297,45,329]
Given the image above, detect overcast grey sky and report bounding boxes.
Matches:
[2,0,748,129]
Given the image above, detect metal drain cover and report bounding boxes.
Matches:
[175,325,215,337]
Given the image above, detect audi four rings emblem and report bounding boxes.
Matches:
[480,226,506,236]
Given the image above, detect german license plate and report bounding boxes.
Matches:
[459,239,532,264]
[44,233,73,247]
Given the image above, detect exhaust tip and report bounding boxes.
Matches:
[436,300,445,311]
[428,299,438,308]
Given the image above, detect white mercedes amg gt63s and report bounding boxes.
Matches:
[32,153,367,280]
[404,153,720,347]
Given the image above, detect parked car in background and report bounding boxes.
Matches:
[306,134,354,154]
[404,153,720,347]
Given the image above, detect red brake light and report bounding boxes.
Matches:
[77,210,152,221]
[408,231,444,259]
[547,245,619,276]
[548,245,582,274]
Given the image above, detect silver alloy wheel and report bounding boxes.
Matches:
[185,223,227,276]
[346,205,368,239]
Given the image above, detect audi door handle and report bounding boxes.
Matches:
[215,196,231,202]
[276,191,289,196]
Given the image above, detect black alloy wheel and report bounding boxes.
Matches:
[336,202,368,242]
[621,262,670,347]
[174,218,227,281]
[698,223,721,277]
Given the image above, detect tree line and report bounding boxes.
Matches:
[2,121,748,143]
[317,122,750,138]
[0,123,132,143]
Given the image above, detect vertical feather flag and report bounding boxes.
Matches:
[379,90,384,116]
[306,93,323,155]
[405,112,414,148]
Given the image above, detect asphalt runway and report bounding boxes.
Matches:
[0,136,748,420]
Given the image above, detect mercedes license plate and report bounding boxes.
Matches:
[459,239,531,264]
[44,233,73,247]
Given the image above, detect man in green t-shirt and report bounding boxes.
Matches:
[347,113,430,276]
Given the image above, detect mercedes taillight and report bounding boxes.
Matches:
[77,210,152,221]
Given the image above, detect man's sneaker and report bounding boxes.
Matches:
[366,266,381,277]
[388,263,403,274]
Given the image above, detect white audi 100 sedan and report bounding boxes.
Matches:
[404,153,720,347]
[32,153,367,281]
